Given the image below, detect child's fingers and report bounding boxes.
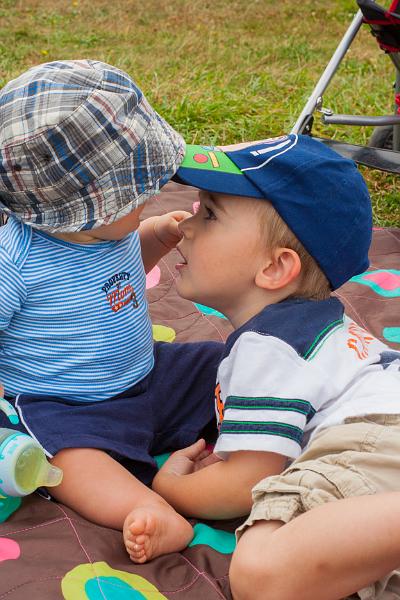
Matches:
[193,452,222,472]
[169,210,192,222]
[198,453,222,468]
[196,449,212,461]
[178,438,206,460]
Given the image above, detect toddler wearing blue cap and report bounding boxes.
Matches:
[135,135,400,596]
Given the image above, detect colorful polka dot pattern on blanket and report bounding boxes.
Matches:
[61,562,167,599]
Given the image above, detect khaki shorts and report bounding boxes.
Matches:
[237,415,400,600]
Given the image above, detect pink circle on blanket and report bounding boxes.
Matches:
[363,271,400,291]
[0,538,20,562]
[146,266,161,289]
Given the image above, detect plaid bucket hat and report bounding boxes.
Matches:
[0,60,185,232]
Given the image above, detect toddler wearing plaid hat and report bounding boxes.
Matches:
[0,60,223,559]
[134,135,400,598]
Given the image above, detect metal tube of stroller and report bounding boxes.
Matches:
[393,69,400,151]
[322,114,400,126]
[291,11,364,135]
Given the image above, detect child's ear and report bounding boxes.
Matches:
[255,247,301,291]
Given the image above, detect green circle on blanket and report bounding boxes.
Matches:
[61,562,167,600]
[85,577,145,599]
[0,496,21,523]
[189,523,236,554]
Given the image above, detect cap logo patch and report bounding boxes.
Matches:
[181,145,242,175]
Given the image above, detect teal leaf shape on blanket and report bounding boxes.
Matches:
[350,270,400,297]
[194,303,227,319]
[189,523,236,554]
[85,577,145,599]
[0,496,21,523]
[383,327,400,344]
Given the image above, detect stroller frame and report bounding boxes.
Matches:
[291,1,400,174]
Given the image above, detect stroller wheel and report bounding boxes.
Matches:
[368,125,393,149]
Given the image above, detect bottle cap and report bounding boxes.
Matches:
[0,432,62,497]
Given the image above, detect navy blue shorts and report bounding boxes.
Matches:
[1,341,223,485]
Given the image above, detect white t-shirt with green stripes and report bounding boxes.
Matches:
[214,298,400,459]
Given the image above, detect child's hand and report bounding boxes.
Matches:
[158,439,210,478]
[154,439,222,487]
[153,211,191,251]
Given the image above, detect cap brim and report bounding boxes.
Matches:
[176,144,264,199]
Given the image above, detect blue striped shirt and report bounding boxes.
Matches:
[0,217,154,401]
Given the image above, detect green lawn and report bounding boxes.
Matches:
[1,0,399,226]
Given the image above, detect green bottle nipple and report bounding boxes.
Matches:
[14,446,63,493]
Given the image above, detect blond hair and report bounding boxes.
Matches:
[254,199,331,301]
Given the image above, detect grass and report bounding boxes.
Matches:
[0,0,399,226]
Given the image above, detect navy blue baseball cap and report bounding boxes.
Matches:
[175,134,372,290]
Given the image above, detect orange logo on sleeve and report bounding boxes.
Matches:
[347,322,374,359]
[215,382,224,426]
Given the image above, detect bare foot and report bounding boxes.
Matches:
[123,502,193,563]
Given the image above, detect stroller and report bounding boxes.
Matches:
[292,0,400,174]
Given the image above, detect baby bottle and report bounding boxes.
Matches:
[0,398,63,497]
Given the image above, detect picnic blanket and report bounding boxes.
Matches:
[0,182,399,600]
